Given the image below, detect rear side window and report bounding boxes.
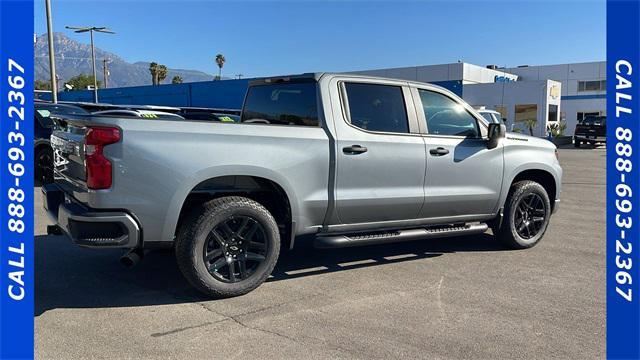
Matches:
[241,82,319,126]
[344,83,409,134]
[418,89,480,137]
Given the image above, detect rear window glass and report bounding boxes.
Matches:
[241,82,319,126]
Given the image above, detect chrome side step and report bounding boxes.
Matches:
[314,223,488,249]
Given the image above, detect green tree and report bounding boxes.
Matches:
[523,118,538,136]
[66,74,101,90]
[548,121,567,137]
[171,75,183,84]
[215,54,225,80]
[157,65,168,84]
[35,79,51,91]
[149,62,159,85]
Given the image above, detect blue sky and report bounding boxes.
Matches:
[35,1,605,77]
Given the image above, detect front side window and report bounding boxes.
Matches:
[418,89,480,137]
[344,83,409,134]
[241,82,319,126]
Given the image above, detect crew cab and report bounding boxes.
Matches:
[44,73,562,298]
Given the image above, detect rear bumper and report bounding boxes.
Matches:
[552,199,560,214]
[42,183,140,248]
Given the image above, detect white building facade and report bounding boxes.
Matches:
[505,61,606,136]
[351,61,605,137]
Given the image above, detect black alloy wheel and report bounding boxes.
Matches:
[513,193,547,239]
[495,180,552,249]
[176,196,281,298]
[203,215,268,283]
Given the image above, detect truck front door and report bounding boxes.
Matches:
[412,87,504,219]
[330,80,426,224]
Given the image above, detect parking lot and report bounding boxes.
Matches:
[35,146,605,359]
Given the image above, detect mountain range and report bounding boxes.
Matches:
[35,33,215,88]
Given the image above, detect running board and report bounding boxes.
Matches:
[314,223,488,249]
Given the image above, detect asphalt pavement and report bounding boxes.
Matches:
[34,146,606,359]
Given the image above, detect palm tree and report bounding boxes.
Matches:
[157,65,168,84]
[523,118,538,136]
[149,62,159,85]
[215,54,225,80]
[171,75,183,84]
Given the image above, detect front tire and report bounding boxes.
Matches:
[574,137,581,148]
[496,181,551,249]
[176,196,280,298]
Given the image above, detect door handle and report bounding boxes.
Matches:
[429,147,449,156]
[343,145,368,154]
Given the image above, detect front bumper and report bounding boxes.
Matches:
[574,135,606,143]
[42,184,140,248]
[552,199,560,214]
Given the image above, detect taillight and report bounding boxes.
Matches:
[85,127,120,189]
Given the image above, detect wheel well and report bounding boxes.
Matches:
[176,176,292,248]
[511,170,557,210]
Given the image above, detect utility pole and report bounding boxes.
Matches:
[102,58,109,88]
[45,0,58,103]
[65,26,115,103]
[235,74,243,79]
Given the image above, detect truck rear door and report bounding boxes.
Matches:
[330,79,426,224]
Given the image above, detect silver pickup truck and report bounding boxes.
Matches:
[44,73,562,298]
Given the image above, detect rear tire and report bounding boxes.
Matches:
[496,181,551,249]
[175,196,280,298]
[574,138,581,148]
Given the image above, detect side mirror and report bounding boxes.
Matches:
[487,123,506,149]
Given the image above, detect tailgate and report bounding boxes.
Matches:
[50,116,90,192]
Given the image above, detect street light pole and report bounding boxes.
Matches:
[45,0,58,103]
[65,26,115,103]
[89,29,98,102]
[103,58,109,88]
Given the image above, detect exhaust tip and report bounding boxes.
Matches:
[120,249,142,268]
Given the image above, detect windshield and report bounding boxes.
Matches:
[481,112,497,124]
[582,116,606,125]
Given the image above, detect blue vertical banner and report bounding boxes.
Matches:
[607,0,640,359]
[0,0,35,359]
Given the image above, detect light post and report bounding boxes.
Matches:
[45,0,57,103]
[65,26,115,103]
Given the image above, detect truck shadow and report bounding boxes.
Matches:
[35,233,507,316]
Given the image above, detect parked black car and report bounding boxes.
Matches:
[574,115,606,148]
[34,102,88,183]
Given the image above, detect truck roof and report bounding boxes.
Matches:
[251,72,452,93]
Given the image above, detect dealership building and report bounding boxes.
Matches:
[49,61,605,137]
[352,61,605,136]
